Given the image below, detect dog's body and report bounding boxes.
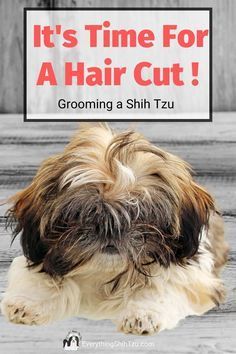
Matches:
[1,125,228,334]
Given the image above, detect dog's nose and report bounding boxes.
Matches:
[102,244,119,255]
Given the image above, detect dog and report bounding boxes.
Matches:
[1,124,228,335]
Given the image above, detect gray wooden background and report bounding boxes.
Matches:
[0,0,236,113]
[0,1,236,353]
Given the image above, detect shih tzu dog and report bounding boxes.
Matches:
[1,124,228,335]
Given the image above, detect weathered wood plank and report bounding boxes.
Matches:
[1,175,236,216]
[0,141,235,189]
[0,312,235,354]
[1,0,236,112]
[0,0,51,113]
[1,113,236,142]
[1,115,236,179]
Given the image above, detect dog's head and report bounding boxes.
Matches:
[7,125,215,281]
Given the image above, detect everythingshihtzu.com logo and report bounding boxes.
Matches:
[62,330,155,350]
[63,330,82,351]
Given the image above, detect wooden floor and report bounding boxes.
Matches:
[0,114,235,354]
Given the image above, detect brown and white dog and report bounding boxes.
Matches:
[1,124,228,335]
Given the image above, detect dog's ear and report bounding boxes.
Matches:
[6,154,65,267]
[176,182,215,260]
[7,185,48,265]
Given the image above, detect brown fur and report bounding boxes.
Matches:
[7,124,221,283]
[208,212,229,274]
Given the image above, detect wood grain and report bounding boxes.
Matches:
[0,0,50,113]
[0,312,235,354]
[0,1,236,112]
[1,112,235,141]
[1,174,236,216]
[0,114,236,177]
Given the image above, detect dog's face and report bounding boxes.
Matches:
[8,125,215,282]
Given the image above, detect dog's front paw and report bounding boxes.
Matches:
[117,309,160,335]
[1,296,50,325]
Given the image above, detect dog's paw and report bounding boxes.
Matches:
[0,296,50,325]
[117,309,160,335]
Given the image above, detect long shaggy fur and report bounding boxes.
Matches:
[1,124,228,334]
